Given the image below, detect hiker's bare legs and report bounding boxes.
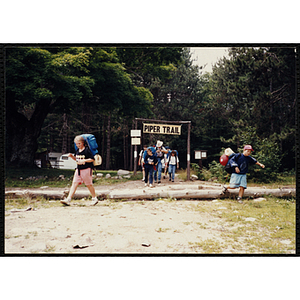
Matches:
[238,186,245,198]
[86,185,96,198]
[67,182,80,199]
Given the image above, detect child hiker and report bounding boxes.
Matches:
[222,145,265,203]
[143,147,158,188]
[61,135,98,206]
[167,150,179,182]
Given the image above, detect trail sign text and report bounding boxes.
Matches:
[143,123,181,135]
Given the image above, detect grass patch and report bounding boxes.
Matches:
[247,175,295,188]
[5,196,62,211]
[190,196,295,254]
[188,239,224,253]
[5,166,143,188]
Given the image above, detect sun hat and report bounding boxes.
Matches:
[244,145,254,151]
[156,140,163,148]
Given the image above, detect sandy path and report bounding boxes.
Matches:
[5,179,295,254]
[5,198,229,254]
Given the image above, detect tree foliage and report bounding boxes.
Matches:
[202,47,296,172]
[5,46,296,177]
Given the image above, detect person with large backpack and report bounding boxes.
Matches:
[143,147,158,188]
[60,135,99,206]
[166,150,179,182]
[154,140,168,184]
[222,145,265,203]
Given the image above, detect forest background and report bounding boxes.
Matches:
[5,46,296,182]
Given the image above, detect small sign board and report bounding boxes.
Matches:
[131,137,141,145]
[130,130,141,137]
[195,150,207,159]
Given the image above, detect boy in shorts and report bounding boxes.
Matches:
[222,145,265,203]
[60,135,98,206]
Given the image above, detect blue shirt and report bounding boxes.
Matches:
[230,153,257,174]
[144,153,158,166]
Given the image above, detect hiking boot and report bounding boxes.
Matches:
[60,198,71,206]
[90,197,98,206]
[237,197,243,204]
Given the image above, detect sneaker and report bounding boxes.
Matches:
[169,178,171,181]
[150,184,153,188]
[145,183,148,187]
[172,180,174,182]
[237,197,243,204]
[90,197,98,206]
[60,198,71,206]
[142,178,145,182]
[158,181,161,184]
[222,186,228,194]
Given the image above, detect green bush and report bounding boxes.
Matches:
[191,162,228,183]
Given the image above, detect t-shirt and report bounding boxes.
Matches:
[230,153,257,174]
[75,147,94,171]
[168,155,179,165]
[144,153,158,166]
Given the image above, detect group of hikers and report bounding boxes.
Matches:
[60,135,265,206]
[138,140,180,187]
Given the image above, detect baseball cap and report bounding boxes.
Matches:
[244,145,254,151]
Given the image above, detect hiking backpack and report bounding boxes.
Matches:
[74,134,102,166]
[143,146,156,161]
[224,153,241,174]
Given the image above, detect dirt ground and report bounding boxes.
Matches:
[4,179,294,254]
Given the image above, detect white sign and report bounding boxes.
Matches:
[131,137,141,145]
[195,151,202,160]
[131,130,141,137]
[195,150,207,159]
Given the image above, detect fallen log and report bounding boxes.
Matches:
[109,187,295,200]
[5,187,295,200]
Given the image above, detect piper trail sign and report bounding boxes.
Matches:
[143,123,181,135]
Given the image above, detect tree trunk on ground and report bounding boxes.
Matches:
[5,187,295,200]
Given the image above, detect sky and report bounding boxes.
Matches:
[190,47,229,73]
